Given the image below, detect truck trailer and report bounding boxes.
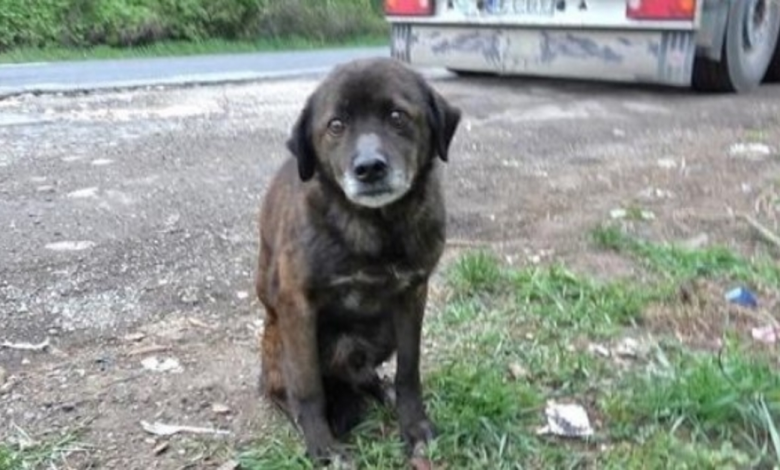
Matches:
[384,0,780,92]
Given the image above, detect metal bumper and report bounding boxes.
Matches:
[391,23,697,87]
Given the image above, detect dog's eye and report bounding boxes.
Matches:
[389,110,408,128]
[327,119,346,135]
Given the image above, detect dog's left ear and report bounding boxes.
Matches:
[286,98,317,181]
[424,83,461,162]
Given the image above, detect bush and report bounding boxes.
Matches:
[0,0,387,51]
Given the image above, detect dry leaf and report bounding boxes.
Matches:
[124,332,146,342]
[152,441,169,455]
[187,317,215,329]
[508,363,527,380]
[211,403,231,415]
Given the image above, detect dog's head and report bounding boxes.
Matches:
[286,58,461,209]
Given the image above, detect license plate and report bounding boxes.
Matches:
[479,0,556,16]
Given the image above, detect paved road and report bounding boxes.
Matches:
[0,46,389,97]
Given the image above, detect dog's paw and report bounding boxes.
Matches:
[402,419,437,456]
[307,442,353,469]
[324,450,356,470]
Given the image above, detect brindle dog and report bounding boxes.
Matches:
[255,57,461,465]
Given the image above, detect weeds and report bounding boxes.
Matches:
[0,426,86,470]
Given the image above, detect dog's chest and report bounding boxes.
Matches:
[327,265,426,314]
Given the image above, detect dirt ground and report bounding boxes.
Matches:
[1,72,779,469]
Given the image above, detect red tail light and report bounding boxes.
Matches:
[385,0,434,16]
[626,0,696,20]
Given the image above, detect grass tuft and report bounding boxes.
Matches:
[510,265,655,336]
[591,225,780,287]
[0,427,86,470]
[446,250,506,298]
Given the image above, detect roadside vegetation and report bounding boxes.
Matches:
[241,224,780,469]
[0,0,387,63]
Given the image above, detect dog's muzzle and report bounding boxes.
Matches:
[341,134,411,208]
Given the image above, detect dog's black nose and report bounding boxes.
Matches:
[353,154,388,183]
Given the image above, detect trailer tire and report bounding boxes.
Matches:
[692,0,780,92]
[764,39,780,82]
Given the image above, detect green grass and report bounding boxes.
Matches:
[240,227,780,469]
[592,224,780,288]
[0,427,86,470]
[0,35,388,64]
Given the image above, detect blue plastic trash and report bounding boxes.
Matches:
[725,287,758,308]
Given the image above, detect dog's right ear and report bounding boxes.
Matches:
[286,99,317,182]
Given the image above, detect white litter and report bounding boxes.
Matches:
[140,356,183,373]
[1,337,50,351]
[140,420,230,437]
[537,401,594,438]
[614,337,641,358]
[45,241,96,251]
[751,326,779,345]
[729,142,772,159]
[587,343,610,357]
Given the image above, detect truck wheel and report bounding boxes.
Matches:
[764,37,780,82]
[692,0,780,92]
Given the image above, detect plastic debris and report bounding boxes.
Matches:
[610,208,627,219]
[610,208,655,220]
[614,338,641,358]
[141,356,183,373]
[725,287,758,308]
[1,337,50,351]
[729,142,772,159]
[536,401,594,438]
[140,420,230,437]
[211,403,231,415]
[751,326,779,345]
[587,343,610,357]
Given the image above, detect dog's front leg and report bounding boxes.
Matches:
[277,292,344,465]
[393,283,435,455]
